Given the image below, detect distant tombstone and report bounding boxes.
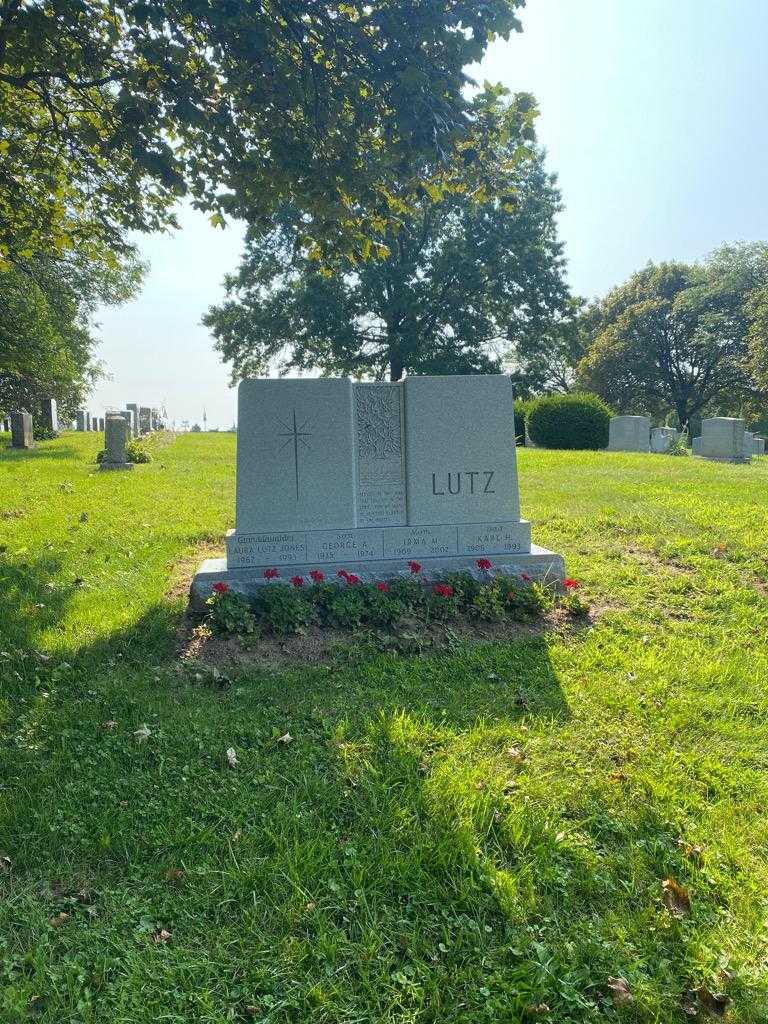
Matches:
[742,430,754,458]
[41,398,58,433]
[608,415,651,452]
[75,410,87,431]
[700,417,750,463]
[650,426,678,453]
[753,436,766,456]
[98,417,105,432]
[100,415,134,471]
[192,375,566,601]
[91,416,99,431]
[692,436,702,455]
[10,411,34,449]
[139,406,152,434]
[524,423,536,448]
[2,417,10,432]
[116,410,133,439]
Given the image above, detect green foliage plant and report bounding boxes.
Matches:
[253,584,313,637]
[206,587,256,636]
[527,392,612,450]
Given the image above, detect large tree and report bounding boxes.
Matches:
[0,245,145,422]
[0,0,531,268]
[578,246,768,427]
[204,100,568,383]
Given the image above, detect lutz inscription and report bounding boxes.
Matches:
[431,471,496,496]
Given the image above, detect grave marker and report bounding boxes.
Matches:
[41,398,58,433]
[608,415,651,452]
[700,417,750,463]
[193,375,564,600]
[10,411,34,449]
[100,415,133,471]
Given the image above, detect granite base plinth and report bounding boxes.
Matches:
[99,461,134,471]
[190,545,566,610]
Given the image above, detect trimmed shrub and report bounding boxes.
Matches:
[527,392,611,450]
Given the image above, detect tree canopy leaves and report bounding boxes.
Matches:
[0,0,529,268]
[578,245,768,426]
[0,244,145,420]
[204,98,568,383]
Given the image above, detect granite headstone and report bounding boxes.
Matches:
[700,417,750,463]
[193,375,565,600]
[41,398,58,433]
[608,415,651,452]
[10,411,34,449]
[100,415,133,471]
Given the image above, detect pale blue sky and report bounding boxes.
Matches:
[91,0,768,428]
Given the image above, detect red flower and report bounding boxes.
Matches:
[521,573,532,583]
[290,575,305,588]
[433,583,454,599]
[476,558,493,571]
[346,573,361,586]
[564,578,579,590]
[263,568,279,580]
[212,582,229,595]
[336,569,350,580]
[309,570,325,583]
[376,582,389,592]
[408,560,422,574]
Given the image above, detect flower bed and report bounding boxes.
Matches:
[204,560,587,638]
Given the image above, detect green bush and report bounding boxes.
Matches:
[527,392,611,450]
[95,439,152,465]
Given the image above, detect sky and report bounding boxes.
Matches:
[90,0,768,428]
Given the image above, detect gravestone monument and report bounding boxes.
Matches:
[139,407,151,434]
[650,426,678,453]
[742,431,755,458]
[115,410,133,438]
[700,417,750,463]
[192,375,565,601]
[2,417,9,432]
[126,404,139,434]
[76,410,88,431]
[10,411,34,449]
[608,415,651,452]
[100,415,133,471]
[753,436,766,456]
[692,436,702,455]
[41,398,58,433]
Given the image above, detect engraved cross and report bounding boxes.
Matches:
[278,410,312,500]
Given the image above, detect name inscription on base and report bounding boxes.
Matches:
[227,522,532,569]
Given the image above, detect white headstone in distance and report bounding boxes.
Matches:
[650,427,677,453]
[753,436,766,456]
[608,415,651,452]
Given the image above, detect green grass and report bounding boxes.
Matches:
[1,432,767,1023]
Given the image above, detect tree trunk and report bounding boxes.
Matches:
[390,357,404,382]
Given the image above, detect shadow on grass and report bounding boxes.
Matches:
[3,601,759,1020]
[0,443,90,461]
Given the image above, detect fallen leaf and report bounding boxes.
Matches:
[78,512,88,523]
[133,724,151,744]
[677,840,704,865]
[711,544,728,559]
[101,720,118,730]
[166,867,185,883]
[48,912,71,928]
[226,747,238,768]
[697,986,733,1018]
[152,927,172,944]
[232,829,242,842]
[277,732,293,745]
[607,977,633,1006]
[718,967,735,984]
[662,878,691,917]
[0,854,11,872]
[506,744,525,762]
[526,1004,551,1015]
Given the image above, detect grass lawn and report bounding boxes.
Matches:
[1,431,767,1023]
